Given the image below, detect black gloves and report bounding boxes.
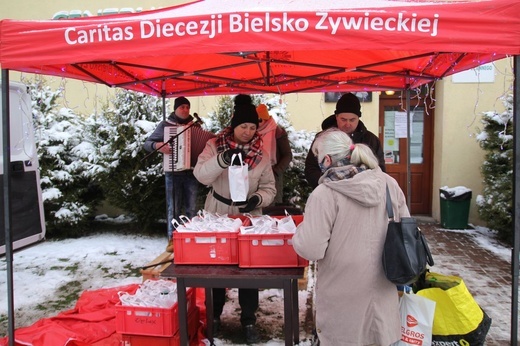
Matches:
[239,195,260,213]
[222,148,246,166]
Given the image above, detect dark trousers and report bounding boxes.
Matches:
[165,171,198,239]
[213,288,259,326]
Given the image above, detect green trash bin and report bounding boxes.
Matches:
[439,187,472,229]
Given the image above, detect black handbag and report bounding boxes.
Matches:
[382,185,434,285]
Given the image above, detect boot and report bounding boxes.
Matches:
[244,324,260,344]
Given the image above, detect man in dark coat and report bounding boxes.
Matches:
[304,93,386,188]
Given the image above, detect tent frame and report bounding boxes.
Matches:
[65,51,447,97]
[1,0,519,343]
[2,62,519,344]
[512,55,519,344]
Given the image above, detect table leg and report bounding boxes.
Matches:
[283,279,293,346]
[292,279,300,344]
[205,288,215,345]
[177,278,189,346]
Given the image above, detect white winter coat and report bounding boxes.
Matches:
[194,138,276,215]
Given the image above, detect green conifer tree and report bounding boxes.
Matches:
[26,76,102,237]
[476,93,513,243]
[92,89,168,232]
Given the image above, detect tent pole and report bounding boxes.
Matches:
[512,55,520,346]
[405,87,411,210]
[162,96,166,120]
[2,68,15,346]
[162,80,166,121]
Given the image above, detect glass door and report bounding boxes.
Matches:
[379,95,433,215]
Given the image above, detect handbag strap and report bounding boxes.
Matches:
[386,184,394,221]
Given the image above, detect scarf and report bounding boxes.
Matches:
[216,127,263,170]
[319,158,368,184]
[257,117,278,166]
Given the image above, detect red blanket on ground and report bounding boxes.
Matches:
[0,285,206,346]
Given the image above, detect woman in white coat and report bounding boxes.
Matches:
[194,101,275,344]
[194,102,275,216]
[293,128,407,346]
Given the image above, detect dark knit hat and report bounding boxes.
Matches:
[233,94,253,106]
[174,96,190,110]
[231,103,259,129]
[334,93,362,117]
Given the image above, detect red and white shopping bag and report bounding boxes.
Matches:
[392,292,436,346]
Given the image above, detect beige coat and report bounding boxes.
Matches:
[293,168,408,346]
[193,138,276,215]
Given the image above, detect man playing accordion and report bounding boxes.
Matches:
[144,96,215,249]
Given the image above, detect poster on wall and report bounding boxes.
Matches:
[324,92,372,103]
[452,63,495,83]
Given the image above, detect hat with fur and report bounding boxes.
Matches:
[334,93,362,117]
[231,103,259,129]
[174,96,190,110]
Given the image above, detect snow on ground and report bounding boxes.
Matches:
[0,218,514,344]
[0,227,314,345]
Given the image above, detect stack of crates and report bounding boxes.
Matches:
[115,285,199,345]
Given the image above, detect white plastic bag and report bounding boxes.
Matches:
[228,153,249,202]
[392,292,436,346]
[277,214,297,233]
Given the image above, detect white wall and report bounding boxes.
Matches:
[432,58,513,225]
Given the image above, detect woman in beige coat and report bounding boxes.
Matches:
[194,101,275,344]
[194,103,275,216]
[293,128,407,346]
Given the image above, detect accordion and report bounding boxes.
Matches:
[163,125,191,171]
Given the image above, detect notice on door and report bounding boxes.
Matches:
[395,111,413,138]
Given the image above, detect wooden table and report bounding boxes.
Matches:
[160,264,305,346]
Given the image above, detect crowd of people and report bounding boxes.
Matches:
[144,92,407,345]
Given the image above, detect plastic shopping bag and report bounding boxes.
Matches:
[277,213,297,233]
[416,272,492,346]
[228,153,249,202]
[392,292,436,346]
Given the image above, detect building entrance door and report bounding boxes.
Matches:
[379,92,434,215]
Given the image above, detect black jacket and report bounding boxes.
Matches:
[304,115,386,188]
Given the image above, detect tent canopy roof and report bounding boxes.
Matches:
[1,0,519,97]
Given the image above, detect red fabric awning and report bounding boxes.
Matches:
[1,0,519,96]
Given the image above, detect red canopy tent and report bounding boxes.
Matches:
[1,0,520,344]
[1,0,519,96]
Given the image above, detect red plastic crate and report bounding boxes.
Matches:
[173,215,249,265]
[115,287,196,337]
[238,215,309,268]
[121,306,200,346]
